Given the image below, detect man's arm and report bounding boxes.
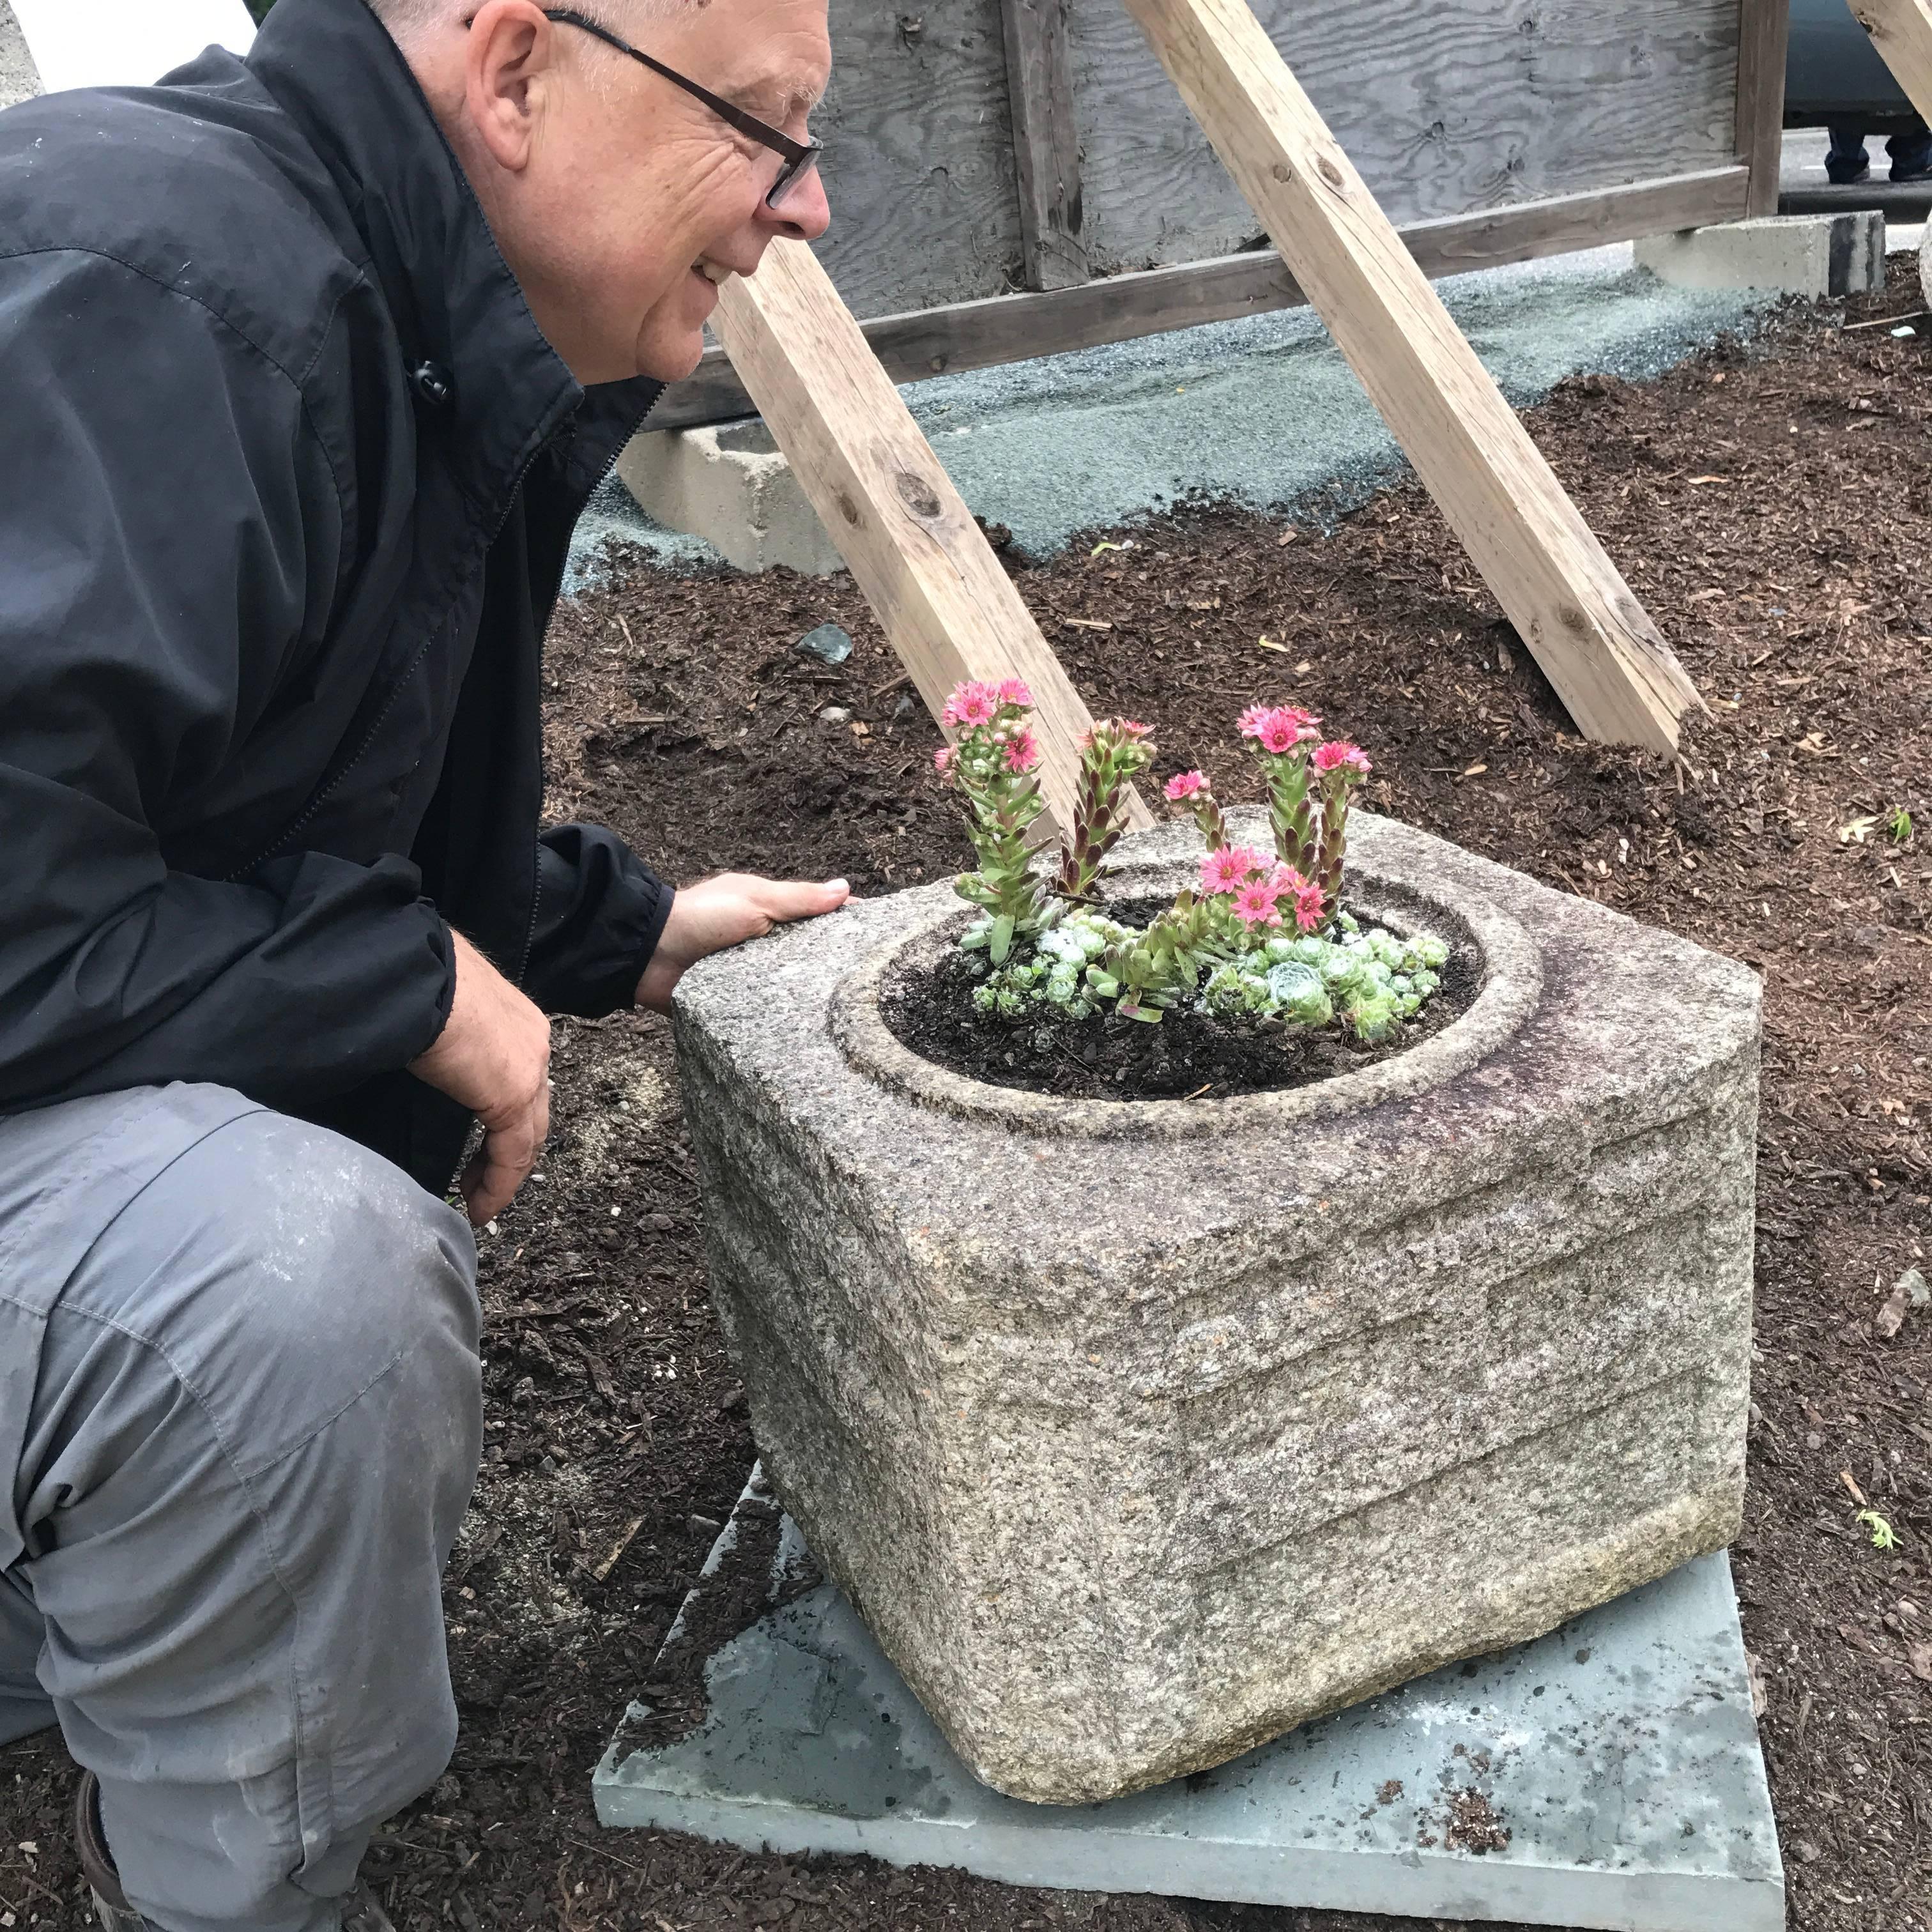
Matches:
[526,825,849,1020]
[0,248,459,1111]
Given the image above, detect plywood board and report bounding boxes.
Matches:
[1062,0,1740,279]
[806,1,1023,320]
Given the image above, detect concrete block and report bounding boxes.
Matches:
[3,0,252,96]
[1636,210,1884,300]
[615,419,847,576]
[595,1476,1785,1932]
[0,3,42,109]
[668,809,1761,1804]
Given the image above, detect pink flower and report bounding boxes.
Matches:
[1239,703,1321,752]
[941,680,1000,729]
[1200,843,1268,895]
[1231,880,1284,930]
[1003,728,1041,775]
[1118,719,1152,740]
[1164,770,1208,802]
[995,678,1034,709]
[1312,740,1372,778]
[933,746,956,777]
[1292,880,1326,931]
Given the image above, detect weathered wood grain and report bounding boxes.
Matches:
[1119,0,1702,752]
[1000,0,1089,289]
[1068,0,1741,277]
[1848,0,1932,125]
[1736,0,1791,216]
[808,1,1022,319]
[647,166,1748,432]
[710,240,1151,838]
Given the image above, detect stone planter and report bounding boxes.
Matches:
[670,811,1759,1806]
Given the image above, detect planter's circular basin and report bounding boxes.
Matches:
[832,847,1542,1139]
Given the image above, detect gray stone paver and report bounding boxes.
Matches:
[596,1487,1783,1932]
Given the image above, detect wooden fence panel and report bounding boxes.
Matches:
[806,2,1024,320]
[1071,0,1744,277]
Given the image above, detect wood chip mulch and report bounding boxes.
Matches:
[6,266,1929,1932]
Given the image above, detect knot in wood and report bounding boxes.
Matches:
[1558,603,1590,636]
[895,471,944,520]
[836,491,863,527]
[1316,155,1345,190]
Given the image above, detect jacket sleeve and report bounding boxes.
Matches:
[0,248,456,1113]
[525,824,674,1018]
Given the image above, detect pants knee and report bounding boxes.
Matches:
[68,1101,484,1546]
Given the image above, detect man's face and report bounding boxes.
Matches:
[436,0,832,385]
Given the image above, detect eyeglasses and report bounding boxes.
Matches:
[542,9,824,213]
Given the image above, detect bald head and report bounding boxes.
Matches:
[367,0,700,47]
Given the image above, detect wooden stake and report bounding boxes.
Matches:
[1736,0,1793,218]
[1120,0,1704,755]
[1000,0,1090,291]
[1847,0,1932,121]
[711,240,1148,836]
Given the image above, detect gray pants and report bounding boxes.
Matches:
[0,1084,482,1932]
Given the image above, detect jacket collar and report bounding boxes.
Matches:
[247,0,661,524]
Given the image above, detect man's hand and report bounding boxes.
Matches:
[410,930,551,1226]
[638,873,851,1013]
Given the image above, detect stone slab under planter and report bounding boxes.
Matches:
[594,1477,1785,1932]
[669,811,1761,1805]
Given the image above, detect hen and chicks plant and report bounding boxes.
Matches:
[933,686,1446,1041]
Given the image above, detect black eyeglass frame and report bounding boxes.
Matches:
[542,8,823,211]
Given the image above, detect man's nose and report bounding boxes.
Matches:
[767,169,831,243]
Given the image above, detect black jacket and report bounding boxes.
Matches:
[0,0,671,1192]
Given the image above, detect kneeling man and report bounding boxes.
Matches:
[0,1,839,1924]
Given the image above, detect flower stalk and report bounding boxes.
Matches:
[1310,741,1372,912]
[1162,770,1229,852]
[1239,705,1323,876]
[934,679,1057,963]
[1057,719,1156,901]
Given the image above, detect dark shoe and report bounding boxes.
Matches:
[73,1772,144,1931]
[1827,158,1873,185]
[1892,159,1932,182]
[77,1770,395,1932]
[340,1889,397,1932]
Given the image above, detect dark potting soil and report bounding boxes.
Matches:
[6,268,1929,1932]
[875,906,1479,1102]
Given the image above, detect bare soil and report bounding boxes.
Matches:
[5,268,1930,1932]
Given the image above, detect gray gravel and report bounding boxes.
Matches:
[568,242,1775,588]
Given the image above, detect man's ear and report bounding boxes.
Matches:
[463,0,558,174]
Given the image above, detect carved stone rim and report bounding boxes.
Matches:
[827,854,1544,1141]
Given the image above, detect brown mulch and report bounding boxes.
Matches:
[5,267,1931,1932]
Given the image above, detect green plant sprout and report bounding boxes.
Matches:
[1889,805,1914,844]
[1858,1510,1899,1551]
